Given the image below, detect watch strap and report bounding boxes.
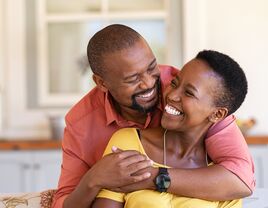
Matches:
[159,167,168,175]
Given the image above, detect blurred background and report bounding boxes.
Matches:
[0,0,268,194]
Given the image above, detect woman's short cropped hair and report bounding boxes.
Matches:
[196,50,248,115]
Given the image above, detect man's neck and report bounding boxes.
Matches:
[113,101,148,124]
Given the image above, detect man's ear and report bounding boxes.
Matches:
[93,74,108,92]
[208,107,229,123]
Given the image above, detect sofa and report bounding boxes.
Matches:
[0,190,55,208]
[1,188,268,208]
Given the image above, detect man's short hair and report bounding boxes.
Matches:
[87,24,142,76]
[196,50,248,115]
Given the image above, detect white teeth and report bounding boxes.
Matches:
[140,89,154,98]
[165,104,181,116]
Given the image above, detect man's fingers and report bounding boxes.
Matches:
[113,149,143,160]
[119,153,149,167]
[130,172,151,183]
[127,160,153,175]
[111,146,122,153]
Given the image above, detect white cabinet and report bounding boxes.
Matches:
[0,150,61,193]
[249,145,268,188]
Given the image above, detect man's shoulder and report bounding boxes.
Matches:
[159,64,179,72]
[65,87,105,125]
[159,64,179,88]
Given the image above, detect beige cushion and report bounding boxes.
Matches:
[0,189,56,208]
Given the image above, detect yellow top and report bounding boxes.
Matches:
[97,128,241,208]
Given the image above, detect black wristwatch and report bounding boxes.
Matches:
[155,167,171,192]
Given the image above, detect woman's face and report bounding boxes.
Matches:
[161,58,222,132]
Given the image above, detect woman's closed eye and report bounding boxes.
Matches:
[170,79,178,88]
[185,90,195,97]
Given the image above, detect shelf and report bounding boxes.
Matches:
[0,136,267,151]
[246,136,268,145]
[0,139,62,150]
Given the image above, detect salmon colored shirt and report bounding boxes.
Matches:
[52,65,255,208]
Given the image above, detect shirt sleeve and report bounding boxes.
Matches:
[206,115,255,191]
[52,121,90,208]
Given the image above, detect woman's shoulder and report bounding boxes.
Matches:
[112,128,138,137]
[103,128,141,155]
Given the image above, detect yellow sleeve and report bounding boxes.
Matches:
[96,189,125,202]
[97,128,142,202]
[103,128,143,156]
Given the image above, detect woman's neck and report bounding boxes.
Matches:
[140,127,210,168]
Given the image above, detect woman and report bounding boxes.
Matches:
[92,50,247,208]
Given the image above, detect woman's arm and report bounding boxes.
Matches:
[92,198,123,208]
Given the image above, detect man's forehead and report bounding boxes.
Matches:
[102,45,155,74]
[123,57,157,75]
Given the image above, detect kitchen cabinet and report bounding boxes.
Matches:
[0,150,61,193]
[249,145,268,188]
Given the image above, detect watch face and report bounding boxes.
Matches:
[156,174,171,189]
[163,176,171,188]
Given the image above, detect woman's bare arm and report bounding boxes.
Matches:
[91,198,123,208]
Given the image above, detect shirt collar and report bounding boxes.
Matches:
[104,92,120,126]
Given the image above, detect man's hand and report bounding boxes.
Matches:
[111,166,158,193]
[64,147,153,208]
[84,146,153,190]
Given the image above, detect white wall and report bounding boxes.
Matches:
[0,0,4,131]
[182,0,268,135]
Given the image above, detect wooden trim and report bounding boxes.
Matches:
[246,136,268,145]
[0,139,62,150]
[0,136,267,151]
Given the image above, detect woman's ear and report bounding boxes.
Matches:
[93,74,108,92]
[209,107,229,123]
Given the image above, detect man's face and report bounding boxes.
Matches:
[100,39,161,114]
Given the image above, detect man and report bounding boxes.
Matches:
[52,24,254,208]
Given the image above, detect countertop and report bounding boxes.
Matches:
[0,139,62,150]
[0,136,268,150]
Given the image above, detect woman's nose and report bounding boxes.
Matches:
[167,89,181,102]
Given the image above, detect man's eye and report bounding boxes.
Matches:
[148,65,157,73]
[126,78,139,84]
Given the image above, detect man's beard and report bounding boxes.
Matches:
[131,78,161,114]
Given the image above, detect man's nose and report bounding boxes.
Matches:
[139,74,155,90]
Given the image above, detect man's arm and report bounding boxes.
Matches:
[115,165,250,201]
[168,165,251,200]
[63,150,152,208]
[52,126,152,208]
